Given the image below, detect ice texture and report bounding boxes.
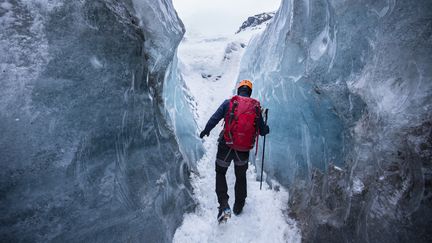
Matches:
[163,53,204,170]
[0,0,194,242]
[239,0,432,242]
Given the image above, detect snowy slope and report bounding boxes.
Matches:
[173,18,300,243]
[236,12,275,34]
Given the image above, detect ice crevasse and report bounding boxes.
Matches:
[0,0,431,242]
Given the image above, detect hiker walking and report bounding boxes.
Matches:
[199,79,270,223]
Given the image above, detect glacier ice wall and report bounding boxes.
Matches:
[163,53,204,170]
[239,0,432,242]
[0,0,194,242]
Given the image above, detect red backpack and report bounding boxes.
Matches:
[223,95,261,151]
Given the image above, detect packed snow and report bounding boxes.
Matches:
[174,136,300,243]
[172,20,300,243]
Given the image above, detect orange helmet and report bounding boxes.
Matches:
[238,79,253,90]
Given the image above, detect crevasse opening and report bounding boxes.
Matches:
[167,1,301,242]
[1,0,430,242]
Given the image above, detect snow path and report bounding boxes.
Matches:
[173,31,301,243]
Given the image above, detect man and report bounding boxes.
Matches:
[199,79,270,223]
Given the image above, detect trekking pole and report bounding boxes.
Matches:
[260,109,269,190]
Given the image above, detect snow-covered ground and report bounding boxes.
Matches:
[173,26,301,243]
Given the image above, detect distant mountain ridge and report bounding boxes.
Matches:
[235,12,275,34]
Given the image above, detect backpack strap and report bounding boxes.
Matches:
[254,106,260,156]
[226,99,238,145]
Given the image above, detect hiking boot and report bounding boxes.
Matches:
[217,206,231,223]
[233,201,245,215]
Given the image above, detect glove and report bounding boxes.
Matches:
[200,130,209,138]
[263,125,270,135]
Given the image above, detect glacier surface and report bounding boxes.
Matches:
[239,0,432,242]
[0,0,197,242]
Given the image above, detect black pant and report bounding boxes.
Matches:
[215,142,249,208]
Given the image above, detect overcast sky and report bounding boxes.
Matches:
[172,0,281,36]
